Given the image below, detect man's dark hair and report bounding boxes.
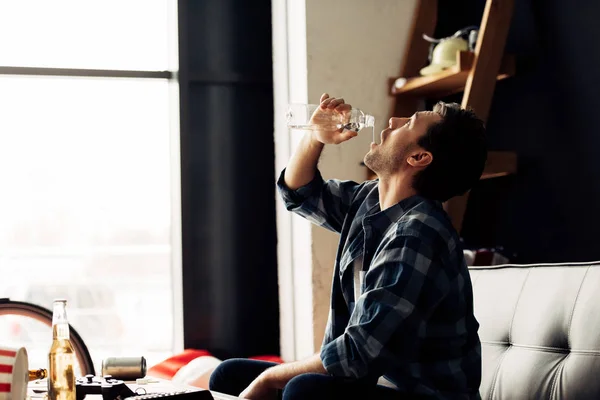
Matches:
[412,102,487,202]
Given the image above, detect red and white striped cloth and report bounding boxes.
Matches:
[0,349,17,394]
[0,347,28,400]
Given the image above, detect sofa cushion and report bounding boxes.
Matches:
[470,262,600,400]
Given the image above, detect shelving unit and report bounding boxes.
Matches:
[385,0,517,232]
[389,51,515,97]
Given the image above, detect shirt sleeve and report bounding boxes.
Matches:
[277,168,363,234]
[320,234,450,379]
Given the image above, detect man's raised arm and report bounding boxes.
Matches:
[278,94,365,233]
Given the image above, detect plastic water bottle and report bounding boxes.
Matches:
[286,104,375,132]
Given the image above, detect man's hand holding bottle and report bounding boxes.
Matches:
[309,93,359,145]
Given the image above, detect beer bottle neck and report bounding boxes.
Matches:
[51,300,70,339]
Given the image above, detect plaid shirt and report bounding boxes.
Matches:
[277,169,481,399]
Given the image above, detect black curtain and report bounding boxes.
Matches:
[178,0,279,358]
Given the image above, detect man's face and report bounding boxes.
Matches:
[363,111,442,175]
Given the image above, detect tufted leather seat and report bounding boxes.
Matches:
[469,262,600,399]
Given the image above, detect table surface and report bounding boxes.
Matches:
[28,377,240,400]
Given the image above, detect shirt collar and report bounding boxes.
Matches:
[362,194,441,234]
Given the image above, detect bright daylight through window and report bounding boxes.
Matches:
[0,1,180,373]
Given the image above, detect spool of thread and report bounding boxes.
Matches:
[101,357,147,381]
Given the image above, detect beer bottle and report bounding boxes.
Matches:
[48,299,76,400]
[29,368,48,381]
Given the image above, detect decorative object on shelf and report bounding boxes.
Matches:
[393,77,408,90]
[419,37,469,76]
[420,26,479,76]
[423,26,479,55]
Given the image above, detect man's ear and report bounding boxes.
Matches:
[407,150,433,168]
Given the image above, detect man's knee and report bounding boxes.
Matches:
[209,358,277,396]
[208,358,246,392]
[283,373,334,400]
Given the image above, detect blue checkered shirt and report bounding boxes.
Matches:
[277,169,481,399]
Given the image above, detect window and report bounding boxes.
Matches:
[0,1,172,70]
[0,1,180,373]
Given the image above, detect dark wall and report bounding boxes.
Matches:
[178,0,279,358]
[435,0,600,263]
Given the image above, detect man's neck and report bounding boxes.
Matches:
[377,174,418,211]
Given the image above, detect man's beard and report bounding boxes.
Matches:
[364,146,404,176]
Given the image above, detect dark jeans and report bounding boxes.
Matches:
[208,358,416,399]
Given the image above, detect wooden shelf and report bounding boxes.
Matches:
[481,151,517,179]
[481,171,512,179]
[390,51,515,98]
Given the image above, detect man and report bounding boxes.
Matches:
[210,94,485,399]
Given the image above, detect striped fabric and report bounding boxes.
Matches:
[0,349,17,393]
[278,169,482,399]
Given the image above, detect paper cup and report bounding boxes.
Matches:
[0,347,28,400]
